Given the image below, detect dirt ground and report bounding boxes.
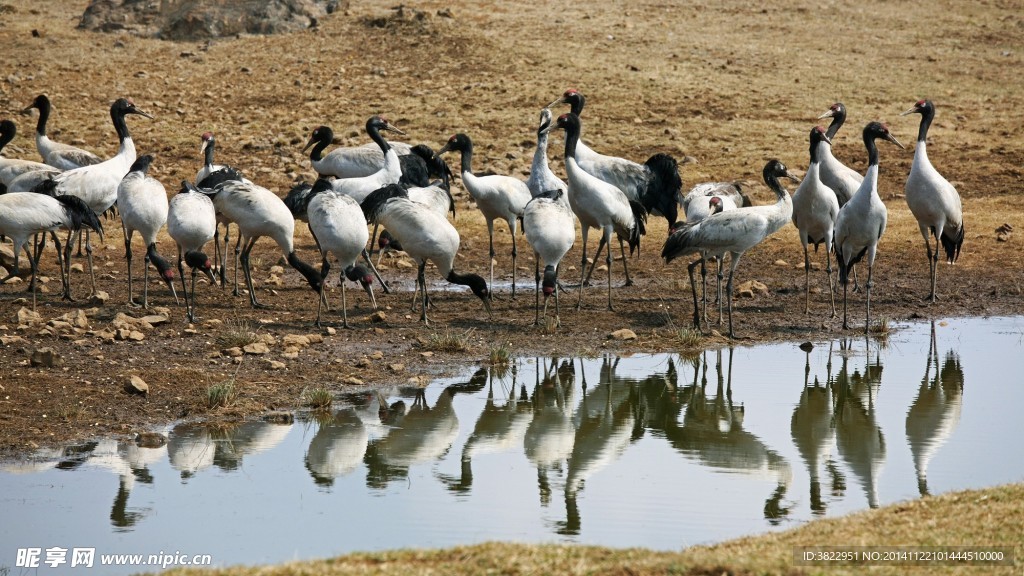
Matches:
[1,0,1022,458]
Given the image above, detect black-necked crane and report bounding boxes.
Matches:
[524,188,575,326]
[361,183,492,326]
[117,154,178,308]
[303,124,413,179]
[543,113,646,311]
[0,193,102,309]
[437,132,532,299]
[195,132,226,183]
[308,117,406,203]
[196,132,248,290]
[900,99,964,302]
[22,94,102,170]
[168,181,217,323]
[791,126,839,317]
[816,103,863,207]
[526,108,567,197]
[0,119,56,191]
[201,177,323,309]
[834,122,905,333]
[306,178,377,328]
[663,160,797,339]
[34,98,153,299]
[547,88,682,229]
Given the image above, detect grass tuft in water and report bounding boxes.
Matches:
[870,316,891,340]
[425,328,470,352]
[677,327,703,348]
[217,318,259,349]
[207,379,237,409]
[488,343,511,365]
[303,386,333,411]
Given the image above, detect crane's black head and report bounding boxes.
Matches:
[378,229,403,252]
[23,94,50,114]
[762,159,799,186]
[303,125,333,152]
[900,99,933,117]
[818,102,846,121]
[112,98,154,120]
[310,178,333,195]
[546,88,585,115]
[709,196,724,214]
[184,250,217,284]
[344,264,374,288]
[437,133,472,155]
[810,125,831,146]
[447,270,492,315]
[542,265,557,296]
[200,131,215,152]
[864,121,905,150]
[129,154,154,174]
[367,115,406,137]
[0,119,15,149]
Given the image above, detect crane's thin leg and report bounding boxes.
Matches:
[584,240,605,287]
[576,227,590,310]
[533,255,540,326]
[176,248,188,314]
[604,229,614,311]
[213,223,224,288]
[85,229,97,296]
[487,220,496,298]
[687,258,702,329]
[418,262,429,325]
[725,253,743,339]
[315,279,326,328]
[341,276,350,329]
[49,232,67,299]
[510,218,518,300]
[61,229,75,301]
[825,244,837,318]
[802,242,811,315]
[842,269,849,330]
[614,236,630,284]
[716,259,725,325]
[553,265,561,326]
[142,251,152,310]
[239,237,267,308]
[25,245,38,312]
[865,262,874,335]
[699,257,708,328]
[232,232,241,296]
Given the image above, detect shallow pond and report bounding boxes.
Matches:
[2,316,1022,573]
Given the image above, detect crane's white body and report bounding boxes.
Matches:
[407,183,453,218]
[168,190,217,257]
[524,189,575,324]
[374,197,460,278]
[792,155,840,316]
[329,147,403,204]
[308,191,368,271]
[117,168,168,249]
[817,140,862,207]
[905,142,961,238]
[211,180,297,255]
[313,140,412,179]
[4,166,61,192]
[50,136,137,216]
[0,193,77,254]
[38,134,101,171]
[834,164,886,276]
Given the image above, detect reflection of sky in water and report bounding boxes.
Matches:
[1,317,1022,573]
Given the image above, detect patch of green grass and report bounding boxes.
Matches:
[216,318,258,349]
[677,326,703,348]
[488,343,511,365]
[303,386,333,411]
[425,328,470,352]
[207,379,236,409]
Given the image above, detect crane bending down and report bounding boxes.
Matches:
[663,160,797,339]
[116,154,178,308]
[168,181,218,322]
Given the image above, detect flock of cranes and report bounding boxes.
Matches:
[0,90,964,336]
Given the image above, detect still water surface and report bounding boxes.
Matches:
[1,316,1022,573]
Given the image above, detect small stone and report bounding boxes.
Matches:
[305,334,323,344]
[128,330,145,342]
[270,265,285,275]
[60,309,89,329]
[387,363,405,373]
[1,335,27,346]
[609,328,637,341]
[6,276,22,285]
[355,357,372,368]
[420,351,433,358]
[135,432,166,448]
[373,327,385,335]
[596,264,608,272]
[370,351,384,360]
[370,311,387,323]
[243,342,269,355]
[115,328,132,341]
[126,375,149,395]
[30,347,61,368]
[112,312,138,330]
[258,334,276,345]
[283,334,310,348]
[71,263,85,273]
[281,351,299,360]
[325,327,337,336]
[89,291,109,305]
[738,288,754,298]
[343,376,364,386]
[140,314,169,326]
[774,259,789,267]
[264,359,286,370]
[222,347,243,357]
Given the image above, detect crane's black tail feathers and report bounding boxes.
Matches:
[643,153,682,227]
[938,224,964,264]
[283,181,314,219]
[55,195,103,236]
[835,242,867,285]
[661,222,699,263]
[197,166,244,190]
[734,182,753,207]
[32,177,59,196]
[360,183,408,224]
[628,199,648,255]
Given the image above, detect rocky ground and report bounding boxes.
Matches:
[0,0,1022,458]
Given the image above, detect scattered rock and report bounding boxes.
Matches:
[264,359,286,370]
[281,351,299,360]
[370,311,387,323]
[325,327,337,336]
[387,363,405,373]
[115,328,132,341]
[89,291,109,305]
[609,328,637,341]
[343,376,364,386]
[1,335,27,346]
[736,280,768,297]
[305,333,324,344]
[71,263,85,273]
[128,330,146,342]
[135,432,166,447]
[282,334,310,348]
[16,307,41,325]
[774,259,789,267]
[370,351,384,360]
[243,342,269,355]
[420,351,433,358]
[125,375,149,395]
[222,347,243,357]
[140,314,169,326]
[355,357,372,368]
[30,347,61,368]
[269,265,285,275]
[60,309,90,329]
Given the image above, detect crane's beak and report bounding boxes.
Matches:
[203,267,217,284]
[545,96,566,108]
[384,123,407,136]
[538,123,555,136]
[436,142,452,155]
[820,133,832,146]
[817,109,835,120]
[132,108,155,120]
[362,282,377,311]
[885,133,906,150]
[785,171,800,184]
[899,106,918,117]
[200,139,210,155]
[302,135,317,152]
[482,296,493,318]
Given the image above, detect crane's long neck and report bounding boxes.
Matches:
[825,108,845,140]
[569,94,585,116]
[457,140,474,177]
[865,133,881,168]
[368,125,391,155]
[112,109,132,145]
[809,136,821,165]
[561,121,580,160]
[531,131,552,174]
[204,140,216,168]
[35,99,51,137]
[916,108,934,144]
[765,174,790,204]
[0,125,14,151]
